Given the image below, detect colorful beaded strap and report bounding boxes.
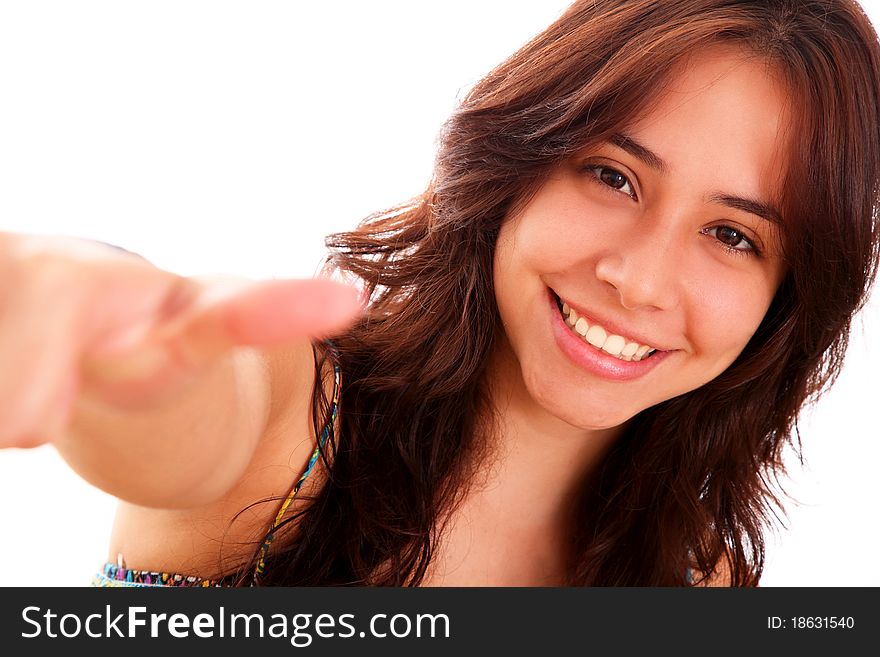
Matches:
[252,347,341,582]
[93,341,341,588]
[93,559,222,587]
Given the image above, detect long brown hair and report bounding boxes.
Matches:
[239,0,880,586]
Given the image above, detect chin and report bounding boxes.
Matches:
[526,370,639,432]
[563,406,635,432]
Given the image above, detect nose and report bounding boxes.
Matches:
[593,216,683,311]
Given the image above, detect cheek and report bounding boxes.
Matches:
[689,272,775,365]
[505,218,595,279]
[501,179,606,273]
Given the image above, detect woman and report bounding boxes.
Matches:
[2,0,879,586]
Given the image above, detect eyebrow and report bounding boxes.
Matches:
[610,133,669,175]
[608,132,783,226]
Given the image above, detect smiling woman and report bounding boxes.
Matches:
[1,0,879,588]
[494,48,791,433]
[302,1,880,586]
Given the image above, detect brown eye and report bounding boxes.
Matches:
[715,226,748,249]
[586,165,636,199]
[702,225,759,256]
[600,168,628,189]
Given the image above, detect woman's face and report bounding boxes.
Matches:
[493,47,790,430]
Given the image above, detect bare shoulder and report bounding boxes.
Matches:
[107,340,326,579]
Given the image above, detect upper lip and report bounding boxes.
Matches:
[554,290,674,352]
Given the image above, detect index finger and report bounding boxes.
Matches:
[163,277,364,368]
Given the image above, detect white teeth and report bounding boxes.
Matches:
[602,334,626,357]
[621,342,639,358]
[558,297,658,361]
[585,325,607,348]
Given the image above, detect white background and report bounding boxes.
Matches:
[0,1,877,586]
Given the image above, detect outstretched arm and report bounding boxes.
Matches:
[0,232,361,508]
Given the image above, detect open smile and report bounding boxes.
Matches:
[548,289,671,381]
[554,294,658,362]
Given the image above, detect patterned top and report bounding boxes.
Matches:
[92,344,341,588]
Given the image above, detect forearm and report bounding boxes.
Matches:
[54,347,271,509]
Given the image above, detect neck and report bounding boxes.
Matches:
[476,337,626,533]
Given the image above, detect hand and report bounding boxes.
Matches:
[0,232,363,449]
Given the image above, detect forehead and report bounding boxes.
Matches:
[622,46,794,204]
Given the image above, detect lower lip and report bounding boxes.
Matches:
[548,289,670,382]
